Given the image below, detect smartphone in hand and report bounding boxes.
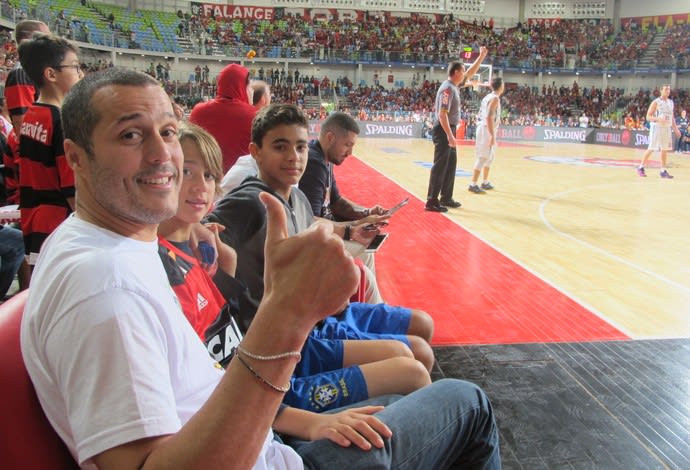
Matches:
[386,197,409,216]
[365,233,389,253]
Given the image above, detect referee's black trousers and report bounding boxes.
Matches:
[427,123,457,202]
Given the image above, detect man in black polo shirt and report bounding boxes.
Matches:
[300,112,387,221]
[300,112,390,304]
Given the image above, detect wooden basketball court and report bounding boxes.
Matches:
[335,136,690,469]
[341,137,690,342]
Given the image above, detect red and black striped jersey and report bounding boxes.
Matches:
[2,129,20,204]
[158,237,245,367]
[4,66,38,119]
[19,103,74,246]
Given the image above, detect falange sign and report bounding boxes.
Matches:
[191,2,274,20]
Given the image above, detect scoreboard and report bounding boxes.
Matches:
[461,47,481,62]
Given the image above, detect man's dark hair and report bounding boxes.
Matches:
[447,61,465,76]
[491,77,503,91]
[62,67,159,156]
[251,80,269,106]
[319,111,359,138]
[251,103,308,148]
[15,20,47,42]
[18,34,79,88]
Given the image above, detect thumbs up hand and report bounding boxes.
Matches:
[259,192,360,332]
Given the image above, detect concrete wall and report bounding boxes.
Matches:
[618,0,690,17]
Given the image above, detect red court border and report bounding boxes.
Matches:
[336,157,629,345]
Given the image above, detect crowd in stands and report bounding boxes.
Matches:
[0,27,17,70]
[656,23,690,68]
[0,20,677,132]
[500,82,625,126]
[53,8,92,44]
[160,66,683,131]
[1,4,684,132]
[1,0,688,70]
[344,80,441,115]
[176,11,667,70]
[587,20,655,69]
[1,0,685,72]
[188,8,653,70]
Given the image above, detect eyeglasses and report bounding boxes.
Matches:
[53,64,83,74]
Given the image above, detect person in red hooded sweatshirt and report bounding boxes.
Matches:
[190,63,255,172]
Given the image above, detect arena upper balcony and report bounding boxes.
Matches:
[1,0,688,75]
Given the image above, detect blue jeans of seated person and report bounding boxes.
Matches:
[289,378,501,469]
[0,225,25,298]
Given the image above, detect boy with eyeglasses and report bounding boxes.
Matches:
[17,34,82,272]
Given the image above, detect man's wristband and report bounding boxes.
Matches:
[344,225,352,241]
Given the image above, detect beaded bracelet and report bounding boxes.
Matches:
[237,345,301,362]
[236,353,291,393]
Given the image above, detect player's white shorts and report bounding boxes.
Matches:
[648,124,672,151]
[474,125,496,169]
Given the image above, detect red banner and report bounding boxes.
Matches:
[621,13,690,30]
[191,2,274,20]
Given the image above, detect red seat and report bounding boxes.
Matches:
[0,291,78,469]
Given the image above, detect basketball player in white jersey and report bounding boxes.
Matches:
[637,84,681,178]
[469,77,504,193]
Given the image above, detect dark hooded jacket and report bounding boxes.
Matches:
[190,64,256,172]
[205,177,314,332]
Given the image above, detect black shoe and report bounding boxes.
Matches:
[425,199,448,212]
[468,185,486,194]
[440,198,462,208]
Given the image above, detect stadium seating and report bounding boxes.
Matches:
[0,290,79,469]
[2,0,682,70]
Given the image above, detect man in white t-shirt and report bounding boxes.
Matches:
[218,80,271,197]
[578,113,589,128]
[21,68,500,470]
[219,153,258,196]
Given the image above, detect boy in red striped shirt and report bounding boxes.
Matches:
[18,34,82,268]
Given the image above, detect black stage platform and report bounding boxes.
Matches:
[433,340,690,469]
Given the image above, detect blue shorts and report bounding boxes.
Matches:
[295,337,345,377]
[286,365,368,412]
[313,302,412,346]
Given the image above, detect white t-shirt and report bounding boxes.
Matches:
[219,154,259,198]
[20,216,302,469]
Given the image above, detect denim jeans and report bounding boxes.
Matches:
[0,225,24,298]
[291,378,501,469]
